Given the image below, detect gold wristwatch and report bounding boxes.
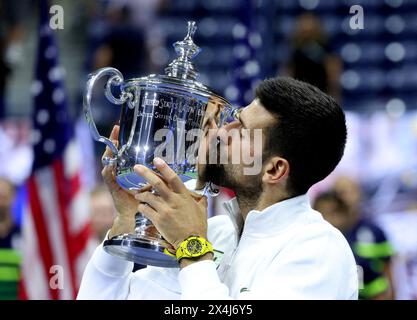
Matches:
[175,236,213,261]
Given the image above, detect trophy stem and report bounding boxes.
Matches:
[98,21,232,268]
[103,211,178,267]
[134,212,170,247]
[134,212,150,234]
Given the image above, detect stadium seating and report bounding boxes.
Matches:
[157,0,417,111]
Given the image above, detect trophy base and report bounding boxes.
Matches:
[103,234,179,268]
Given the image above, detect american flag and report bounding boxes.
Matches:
[20,0,92,299]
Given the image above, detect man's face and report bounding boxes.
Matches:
[201,99,276,197]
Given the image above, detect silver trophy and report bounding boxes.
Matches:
[84,21,236,267]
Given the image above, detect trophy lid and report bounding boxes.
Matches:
[123,21,230,107]
[164,21,201,81]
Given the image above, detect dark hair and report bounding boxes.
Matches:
[256,77,347,195]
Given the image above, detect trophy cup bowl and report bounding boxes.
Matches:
[83,21,237,267]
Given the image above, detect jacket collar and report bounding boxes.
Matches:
[222,194,313,238]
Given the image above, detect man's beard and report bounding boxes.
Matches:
[204,163,263,204]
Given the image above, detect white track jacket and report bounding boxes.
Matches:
[77,194,358,299]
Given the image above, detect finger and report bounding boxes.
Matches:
[135,191,164,211]
[127,183,152,194]
[164,243,176,255]
[153,157,187,194]
[121,182,153,197]
[101,144,119,186]
[134,184,153,194]
[128,174,168,197]
[198,196,208,209]
[102,125,120,162]
[109,125,120,140]
[133,165,171,199]
[189,190,205,201]
[202,114,217,138]
[102,139,119,162]
[137,203,158,225]
[208,116,218,130]
[202,112,214,131]
[101,126,119,182]
[101,165,114,186]
[102,144,113,161]
[189,192,203,201]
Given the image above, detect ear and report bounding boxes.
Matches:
[262,156,290,185]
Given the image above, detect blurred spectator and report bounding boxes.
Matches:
[92,5,148,78]
[89,185,116,244]
[313,191,350,231]
[89,184,145,272]
[0,35,10,119]
[0,0,26,119]
[0,177,21,300]
[92,0,169,77]
[0,120,33,185]
[314,177,396,299]
[333,176,362,213]
[89,3,153,146]
[285,13,341,100]
[107,0,168,30]
[105,0,169,72]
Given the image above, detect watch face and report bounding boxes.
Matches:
[186,238,203,254]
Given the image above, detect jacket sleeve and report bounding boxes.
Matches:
[77,243,134,300]
[178,260,232,300]
[179,228,358,300]
[178,215,236,300]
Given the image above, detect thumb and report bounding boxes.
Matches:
[198,196,208,209]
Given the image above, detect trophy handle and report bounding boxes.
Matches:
[83,67,135,164]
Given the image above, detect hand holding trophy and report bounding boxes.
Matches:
[83,21,237,267]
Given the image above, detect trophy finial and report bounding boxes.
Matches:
[185,21,197,40]
[165,21,201,80]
